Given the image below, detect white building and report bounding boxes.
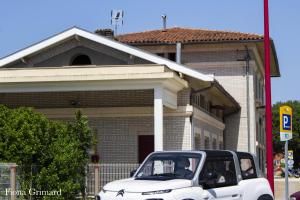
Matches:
[118,27,281,170]
[0,27,239,164]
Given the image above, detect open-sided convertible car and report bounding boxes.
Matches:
[96,150,273,200]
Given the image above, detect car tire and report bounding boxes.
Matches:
[258,194,273,200]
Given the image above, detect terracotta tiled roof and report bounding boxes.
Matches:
[117,27,264,44]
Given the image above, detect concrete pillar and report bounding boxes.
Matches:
[10,165,16,200]
[94,164,100,196]
[154,87,164,151]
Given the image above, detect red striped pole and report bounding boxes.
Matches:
[264,0,274,193]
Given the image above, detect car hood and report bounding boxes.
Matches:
[103,178,193,193]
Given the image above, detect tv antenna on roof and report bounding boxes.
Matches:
[111,9,124,36]
[161,14,167,30]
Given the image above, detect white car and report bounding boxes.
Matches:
[96,150,273,200]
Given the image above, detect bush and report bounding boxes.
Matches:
[0,105,92,199]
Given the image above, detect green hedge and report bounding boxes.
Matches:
[0,105,92,200]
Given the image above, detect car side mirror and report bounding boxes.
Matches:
[130,169,137,177]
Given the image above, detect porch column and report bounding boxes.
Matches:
[154,87,164,151]
[94,164,100,196]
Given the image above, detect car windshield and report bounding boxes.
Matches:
[135,152,202,181]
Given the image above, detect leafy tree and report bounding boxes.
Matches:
[0,105,92,199]
[272,101,300,168]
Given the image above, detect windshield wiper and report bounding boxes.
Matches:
[135,173,180,180]
[153,173,179,178]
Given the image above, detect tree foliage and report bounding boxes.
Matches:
[0,105,92,199]
[272,101,300,167]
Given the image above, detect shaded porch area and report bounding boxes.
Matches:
[0,65,190,164]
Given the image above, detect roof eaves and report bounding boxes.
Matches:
[270,39,281,77]
[75,29,214,82]
[213,80,241,114]
[124,38,280,77]
[0,27,79,67]
[0,26,80,61]
[120,38,265,46]
[0,27,214,82]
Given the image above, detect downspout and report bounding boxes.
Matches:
[176,42,195,149]
[246,47,251,153]
[245,47,251,153]
[176,43,182,64]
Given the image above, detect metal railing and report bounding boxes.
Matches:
[1,163,140,199]
[86,163,139,197]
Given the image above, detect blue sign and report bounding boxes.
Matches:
[282,114,291,130]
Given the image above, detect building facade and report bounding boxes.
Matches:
[118,27,281,170]
[0,27,239,164]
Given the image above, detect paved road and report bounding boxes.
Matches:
[275,178,300,199]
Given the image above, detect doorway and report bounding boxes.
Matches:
[138,135,154,163]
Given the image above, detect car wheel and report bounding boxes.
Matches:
[258,194,273,200]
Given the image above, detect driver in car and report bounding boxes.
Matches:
[175,157,193,179]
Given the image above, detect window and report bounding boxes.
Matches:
[152,160,175,175]
[212,138,217,150]
[70,54,91,65]
[208,101,212,113]
[237,153,257,180]
[262,149,265,174]
[254,74,258,99]
[204,136,210,149]
[200,95,205,109]
[256,121,259,143]
[258,148,263,172]
[156,53,165,58]
[195,134,201,150]
[240,158,257,179]
[135,153,202,180]
[261,83,265,103]
[199,156,237,189]
[168,53,176,61]
[215,109,223,119]
[196,95,200,106]
[258,80,260,100]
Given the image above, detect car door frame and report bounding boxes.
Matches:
[195,151,243,200]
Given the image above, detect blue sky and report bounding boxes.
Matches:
[0,0,299,103]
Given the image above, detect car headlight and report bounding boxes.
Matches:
[142,189,172,195]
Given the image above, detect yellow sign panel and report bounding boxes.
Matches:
[279,106,292,141]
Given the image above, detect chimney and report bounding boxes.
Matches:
[95,29,114,38]
[161,14,167,31]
